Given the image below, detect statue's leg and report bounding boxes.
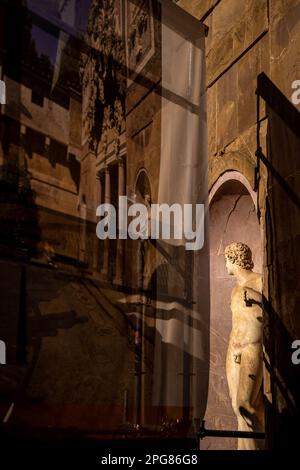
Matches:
[237,415,256,450]
[237,344,263,419]
[236,344,264,450]
[226,345,240,414]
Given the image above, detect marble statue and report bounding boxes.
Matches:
[225,242,264,450]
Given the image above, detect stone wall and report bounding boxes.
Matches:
[0,259,135,430]
[178,0,300,189]
[179,0,300,450]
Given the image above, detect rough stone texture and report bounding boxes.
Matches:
[177,0,219,20]
[5,78,71,144]
[270,0,300,24]
[208,122,265,191]
[1,80,83,263]
[0,261,135,429]
[177,0,300,449]
[206,0,268,84]
[270,1,300,102]
[126,90,161,202]
[216,66,238,150]
[69,97,82,149]
[263,101,300,448]
[207,85,217,157]
[208,34,269,155]
[80,154,98,222]
[237,35,270,134]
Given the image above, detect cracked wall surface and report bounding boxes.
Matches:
[204,189,261,449]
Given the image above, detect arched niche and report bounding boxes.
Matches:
[203,171,262,450]
[135,168,152,203]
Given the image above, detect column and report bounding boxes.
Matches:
[79,195,87,263]
[114,158,126,285]
[94,174,102,271]
[101,166,111,279]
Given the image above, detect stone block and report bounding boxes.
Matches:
[207,0,268,84]
[237,35,270,134]
[244,0,268,50]
[207,31,235,85]
[207,84,217,157]
[69,97,82,147]
[178,0,219,20]
[212,0,246,41]
[270,0,300,25]
[204,13,213,54]
[216,65,238,150]
[270,2,300,104]
[208,121,267,191]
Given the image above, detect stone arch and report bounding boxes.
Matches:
[208,148,257,195]
[209,170,257,210]
[203,171,263,450]
[134,167,152,203]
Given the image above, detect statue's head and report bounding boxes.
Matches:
[224,242,254,275]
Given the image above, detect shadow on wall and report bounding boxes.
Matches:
[257,73,300,449]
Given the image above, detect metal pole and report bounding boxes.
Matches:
[198,420,265,441]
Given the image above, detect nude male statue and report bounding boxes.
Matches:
[225,242,264,450]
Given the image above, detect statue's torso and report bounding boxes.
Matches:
[229,274,263,349]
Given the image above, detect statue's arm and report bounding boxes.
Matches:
[243,286,262,307]
[243,274,262,307]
